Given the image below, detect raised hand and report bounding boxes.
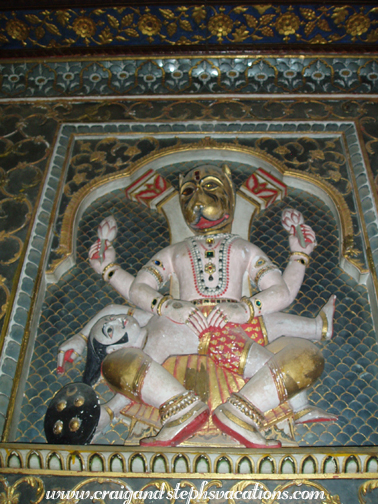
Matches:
[57,333,86,375]
[282,208,317,255]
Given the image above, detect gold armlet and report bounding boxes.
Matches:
[102,263,119,282]
[78,333,88,343]
[241,296,255,322]
[156,295,172,316]
[290,251,310,267]
[104,406,114,422]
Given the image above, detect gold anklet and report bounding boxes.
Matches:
[227,393,264,429]
[159,390,197,424]
[320,311,328,340]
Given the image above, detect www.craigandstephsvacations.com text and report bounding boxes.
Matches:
[45,481,326,502]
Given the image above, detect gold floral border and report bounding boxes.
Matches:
[1,4,378,51]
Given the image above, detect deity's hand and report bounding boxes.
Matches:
[160,299,208,336]
[282,209,317,255]
[88,239,116,274]
[289,224,317,255]
[56,334,86,375]
[207,302,249,327]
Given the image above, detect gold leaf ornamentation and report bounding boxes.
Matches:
[5,19,30,41]
[107,14,119,30]
[192,6,206,24]
[309,149,325,161]
[318,18,332,32]
[359,479,378,503]
[25,14,41,24]
[125,28,139,38]
[159,9,175,21]
[167,23,177,37]
[98,27,113,44]
[275,12,301,36]
[0,477,44,504]
[244,14,258,29]
[300,8,317,21]
[138,14,162,36]
[259,13,276,26]
[208,14,233,39]
[332,7,349,25]
[45,23,61,37]
[56,10,70,27]
[305,20,317,37]
[260,26,274,37]
[254,5,272,15]
[232,25,249,42]
[72,16,96,39]
[366,28,378,43]
[346,13,371,37]
[35,26,45,40]
[179,19,192,32]
[233,7,248,14]
[309,34,328,44]
[121,14,133,27]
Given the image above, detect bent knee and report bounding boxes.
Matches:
[102,347,152,400]
[273,339,324,396]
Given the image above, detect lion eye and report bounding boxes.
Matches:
[204,182,217,189]
[182,187,194,196]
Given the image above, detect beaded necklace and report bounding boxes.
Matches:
[186,234,237,297]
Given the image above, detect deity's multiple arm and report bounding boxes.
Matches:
[242,212,317,318]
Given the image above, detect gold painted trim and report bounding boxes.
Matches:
[238,338,252,376]
[320,311,328,341]
[0,124,61,359]
[2,130,76,442]
[2,54,378,65]
[198,331,211,356]
[0,467,377,480]
[260,317,269,346]
[359,480,378,504]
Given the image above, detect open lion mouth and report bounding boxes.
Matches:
[191,214,229,230]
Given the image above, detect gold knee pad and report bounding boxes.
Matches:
[102,348,152,401]
[266,339,324,401]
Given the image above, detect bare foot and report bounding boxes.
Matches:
[294,406,338,424]
[140,400,209,447]
[212,401,281,449]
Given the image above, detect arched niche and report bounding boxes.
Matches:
[46,141,363,286]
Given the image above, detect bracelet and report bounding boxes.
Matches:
[156,295,172,316]
[78,333,88,343]
[241,296,255,322]
[104,406,114,422]
[290,251,310,266]
[102,263,119,281]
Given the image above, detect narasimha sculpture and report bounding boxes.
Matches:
[53,164,336,447]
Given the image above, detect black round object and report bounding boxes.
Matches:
[44,383,100,445]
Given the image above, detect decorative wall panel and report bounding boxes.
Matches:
[0,21,378,497]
